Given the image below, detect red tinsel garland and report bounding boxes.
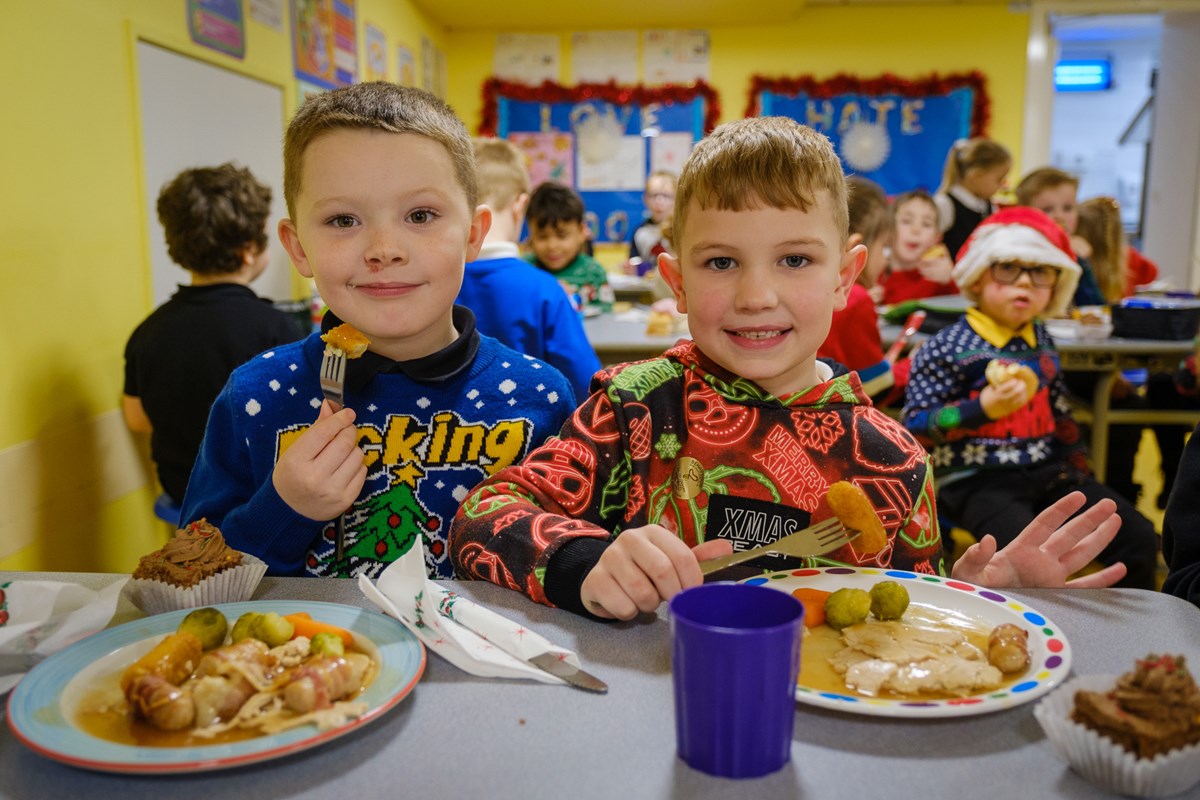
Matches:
[745,72,990,137]
[479,77,720,137]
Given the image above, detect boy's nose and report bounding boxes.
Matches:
[365,227,407,268]
[734,270,779,310]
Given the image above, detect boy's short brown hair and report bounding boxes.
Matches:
[1015,167,1079,206]
[156,162,271,276]
[526,182,586,230]
[283,82,477,217]
[473,138,530,210]
[891,188,940,226]
[673,117,848,251]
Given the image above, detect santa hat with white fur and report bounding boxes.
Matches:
[952,206,1081,317]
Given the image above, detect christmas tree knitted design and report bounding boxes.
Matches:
[318,476,441,577]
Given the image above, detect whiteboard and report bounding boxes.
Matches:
[136,41,292,305]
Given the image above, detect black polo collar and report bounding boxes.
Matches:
[320,306,480,388]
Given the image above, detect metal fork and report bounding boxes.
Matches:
[319,344,348,561]
[700,518,859,575]
[320,345,347,410]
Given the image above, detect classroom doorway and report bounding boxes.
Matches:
[135,41,292,306]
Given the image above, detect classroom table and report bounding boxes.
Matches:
[1,571,1197,800]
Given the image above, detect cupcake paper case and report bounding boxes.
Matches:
[1034,674,1200,798]
[125,554,266,615]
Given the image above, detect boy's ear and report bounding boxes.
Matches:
[657,252,687,314]
[466,204,492,261]
[513,192,530,222]
[834,239,868,311]
[278,219,312,279]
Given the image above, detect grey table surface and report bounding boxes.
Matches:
[2,572,1198,800]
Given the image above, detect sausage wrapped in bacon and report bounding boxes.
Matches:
[283,654,372,712]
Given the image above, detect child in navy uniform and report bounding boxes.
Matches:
[903,207,1158,589]
[181,83,574,579]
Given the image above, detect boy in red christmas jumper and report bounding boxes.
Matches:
[451,120,1132,620]
[903,207,1158,589]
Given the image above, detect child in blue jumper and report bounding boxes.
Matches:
[181,83,575,580]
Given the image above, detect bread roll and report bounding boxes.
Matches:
[921,243,950,261]
[985,359,1038,401]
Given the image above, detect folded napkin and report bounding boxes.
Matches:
[358,539,580,685]
[0,578,128,694]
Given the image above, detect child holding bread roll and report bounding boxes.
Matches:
[903,207,1159,590]
[881,189,959,305]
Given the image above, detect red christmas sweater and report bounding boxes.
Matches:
[450,340,943,613]
[881,268,958,305]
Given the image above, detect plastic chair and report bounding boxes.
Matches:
[153,493,182,528]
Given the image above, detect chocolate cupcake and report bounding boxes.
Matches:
[127,519,265,614]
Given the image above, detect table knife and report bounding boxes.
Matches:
[527,652,608,694]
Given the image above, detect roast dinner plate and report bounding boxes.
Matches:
[743,567,1072,718]
[6,600,425,773]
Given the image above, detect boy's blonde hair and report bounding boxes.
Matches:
[846,175,891,248]
[938,138,1012,193]
[1077,195,1126,302]
[673,117,848,250]
[283,82,477,217]
[473,138,530,210]
[1014,167,1078,207]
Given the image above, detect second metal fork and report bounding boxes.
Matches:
[700,518,859,575]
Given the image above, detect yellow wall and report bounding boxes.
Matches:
[0,2,1028,572]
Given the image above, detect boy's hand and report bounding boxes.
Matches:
[580,527,733,620]
[980,379,1029,419]
[272,400,368,521]
[950,492,1126,588]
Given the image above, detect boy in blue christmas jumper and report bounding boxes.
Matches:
[181,83,574,579]
[903,207,1158,589]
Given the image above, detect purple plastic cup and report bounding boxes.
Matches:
[669,582,804,778]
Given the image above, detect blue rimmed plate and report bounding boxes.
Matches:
[6,600,425,773]
[744,567,1072,718]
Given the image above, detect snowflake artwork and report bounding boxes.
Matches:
[840,121,892,173]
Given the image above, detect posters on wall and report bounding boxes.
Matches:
[643,30,710,84]
[494,34,559,84]
[397,44,415,87]
[187,0,245,59]
[365,23,387,81]
[421,36,434,92]
[571,31,637,84]
[290,0,355,89]
[510,132,575,187]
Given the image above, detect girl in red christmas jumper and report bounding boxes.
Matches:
[820,176,910,404]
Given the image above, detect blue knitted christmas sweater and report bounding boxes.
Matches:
[181,327,575,579]
[901,310,1088,478]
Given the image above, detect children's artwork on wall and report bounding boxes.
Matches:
[747,72,990,195]
[481,78,719,244]
[494,34,560,84]
[643,30,710,84]
[571,31,638,84]
[365,23,387,81]
[249,0,284,31]
[510,132,574,187]
[187,0,245,59]
[290,0,355,89]
[397,44,414,87]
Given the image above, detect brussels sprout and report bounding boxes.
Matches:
[230,611,263,643]
[252,612,295,648]
[177,607,229,650]
[825,588,871,630]
[869,581,910,621]
[310,631,345,658]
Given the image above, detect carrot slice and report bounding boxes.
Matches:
[791,588,833,628]
[283,613,354,646]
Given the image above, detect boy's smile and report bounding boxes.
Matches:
[659,199,862,398]
[279,130,488,362]
[529,220,588,272]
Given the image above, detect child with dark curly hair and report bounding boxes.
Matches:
[123,163,305,506]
